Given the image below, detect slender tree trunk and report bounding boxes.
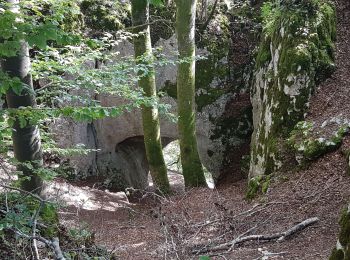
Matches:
[131,0,170,193]
[1,0,44,194]
[201,0,208,21]
[175,0,207,187]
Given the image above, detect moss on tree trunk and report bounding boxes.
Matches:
[175,0,206,187]
[131,0,170,193]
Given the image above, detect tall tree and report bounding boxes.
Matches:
[1,0,44,194]
[175,0,206,187]
[131,0,170,193]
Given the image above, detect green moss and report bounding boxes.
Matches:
[331,206,350,259]
[250,0,336,177]
[161,51,229,112]
[246,176,261,199]
[330,249,345,260]
[339,208,350,247]
[255,37,271,68]
[261,176,271,193]
[40,204,59,237]
[288,122,348,162]
[176,0,206,188]
[246,175,270,199]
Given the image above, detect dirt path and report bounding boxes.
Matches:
[59,1,350,259]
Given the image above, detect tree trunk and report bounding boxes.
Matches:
[175,0,207,187]
[131,0,170,193]
[1,0,44,194]
[201,0,208,21]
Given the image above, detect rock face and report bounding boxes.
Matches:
[249,0,336,183]
[53,2,260,190]
[53,38,239,190]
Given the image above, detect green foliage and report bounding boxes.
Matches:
[149,0,164,6]
[0,0,81,57]
[80,0,131,32]
[246,175,271,200]
[260,1,280,35]
[0,0,178,257]
[0,192,58,238]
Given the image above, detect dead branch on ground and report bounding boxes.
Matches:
[193,217,319,254]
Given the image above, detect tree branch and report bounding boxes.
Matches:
[193,217,319,254]
[200,0,219,32]
[12,228,66,260]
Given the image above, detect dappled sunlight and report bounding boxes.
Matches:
[44,180,129,212]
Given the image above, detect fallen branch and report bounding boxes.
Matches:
[193,217,319,254]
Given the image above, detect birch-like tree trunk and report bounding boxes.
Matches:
[175,0,207,187]
[131,0,170,193]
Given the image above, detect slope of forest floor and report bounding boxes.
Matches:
[59,0,350,259]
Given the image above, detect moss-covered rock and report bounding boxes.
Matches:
[246,175,271,199]
[288,120,349,163]
[330,205,350,260]
[249,0,336,180]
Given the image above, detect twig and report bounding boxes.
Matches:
[193,217,319,254]
[31,201,44,260]
[0,184,47,203]
[1,183,65,259]
[199,0,220,32]
[12,228,66,260]
[192,202,285,229]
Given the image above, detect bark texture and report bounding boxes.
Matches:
[175,0,206,187]
[1,0,43,194]
[131,0,170,193]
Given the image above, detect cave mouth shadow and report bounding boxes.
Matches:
[114,136,214,190]
[114,136,185,190]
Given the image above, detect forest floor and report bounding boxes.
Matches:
[57,0,350,259]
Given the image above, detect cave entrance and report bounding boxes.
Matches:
[112,136,214,191]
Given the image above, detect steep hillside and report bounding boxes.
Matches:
[57,0,350,259]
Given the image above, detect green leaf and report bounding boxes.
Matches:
[19,116,27,128]
[149,0,164,7]
[28,34,48,50]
